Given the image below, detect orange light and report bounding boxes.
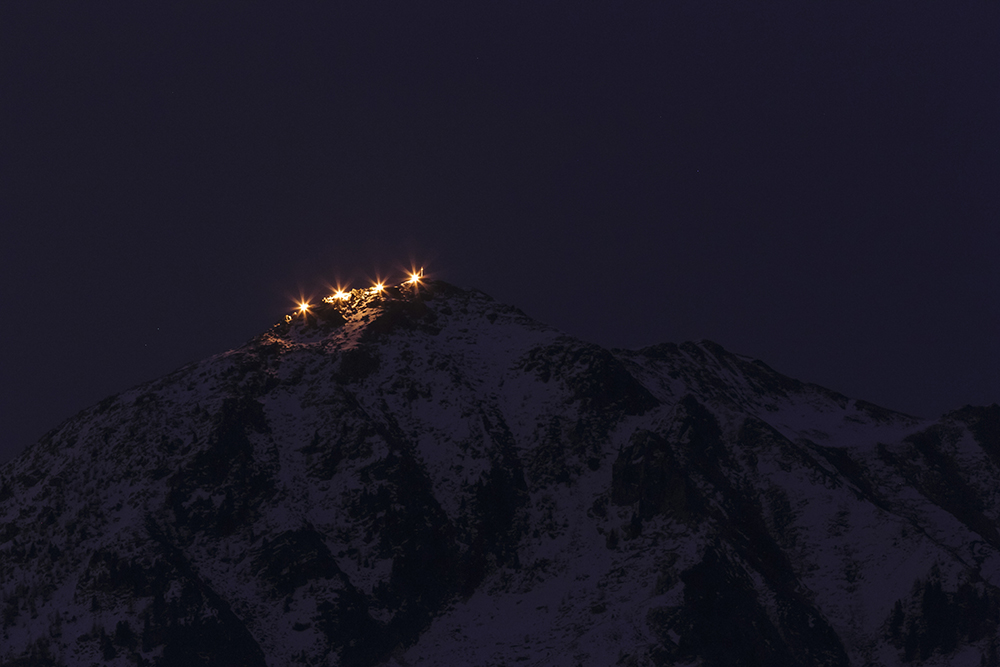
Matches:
[322,288,350,304]
[406,270,423,285]
[324,289,349,302]
[298,302,310,313]
[373,282,384,293]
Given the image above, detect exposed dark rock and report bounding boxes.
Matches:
[253,528,341,597]
[360,296,441,341]
[889,567,1000,662]
[315,586,389,667]
[519,339,659,415]
[883,426,1000,549]
[949,404,1000,464]
[611,429,701,521]
[672,547,800,667]
[333,346,381,384]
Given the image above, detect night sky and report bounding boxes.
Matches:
[2,1,997,465]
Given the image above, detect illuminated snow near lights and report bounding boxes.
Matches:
[305,268,426,313]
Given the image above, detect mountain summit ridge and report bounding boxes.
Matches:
[2,280,999,666]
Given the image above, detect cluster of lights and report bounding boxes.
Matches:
[294,268,425,316]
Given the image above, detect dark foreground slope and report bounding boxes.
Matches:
[1,281,999,666]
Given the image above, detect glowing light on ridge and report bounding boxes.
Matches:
[324,288,350,303]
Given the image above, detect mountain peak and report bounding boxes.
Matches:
[2,283,998,666]
[267,279,538,347]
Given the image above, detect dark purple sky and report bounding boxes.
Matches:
[2,1,997,464]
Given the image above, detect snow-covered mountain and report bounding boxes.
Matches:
[2,280,998,666]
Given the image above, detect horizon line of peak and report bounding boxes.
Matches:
[286,279,479,320]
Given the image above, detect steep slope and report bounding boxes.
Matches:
[1,281,998,666]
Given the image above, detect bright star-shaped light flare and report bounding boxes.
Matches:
[298,302,310,313]
[322,287,351,304]
[406,270,423,285]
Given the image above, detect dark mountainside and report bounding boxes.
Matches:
[2,281,999,666]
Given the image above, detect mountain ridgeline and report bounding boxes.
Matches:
[1,280,999,666]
